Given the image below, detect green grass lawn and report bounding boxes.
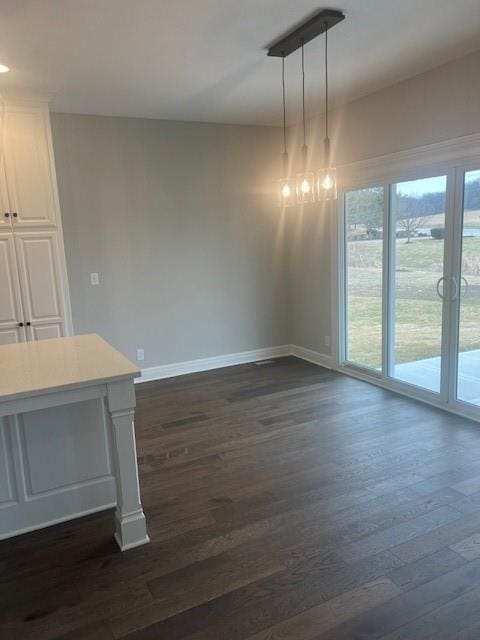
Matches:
[347,236,480,369]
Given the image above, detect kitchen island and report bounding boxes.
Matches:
[0,334,149,551]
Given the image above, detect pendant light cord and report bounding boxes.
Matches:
[282,54,287,155]
[324,22,329,141]
[301,40,306,147]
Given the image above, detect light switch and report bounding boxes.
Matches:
[90,272,99,285]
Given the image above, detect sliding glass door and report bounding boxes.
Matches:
[344,187,385,371]
[391,176,447,393]
[342,166,480,419]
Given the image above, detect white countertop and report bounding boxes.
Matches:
[0,334,140,402]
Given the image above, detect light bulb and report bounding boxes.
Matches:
[281,183,291,199]
[300,178,311,194]
[317,168,337,201]
[296,171,315,204]
[321,173,334,190]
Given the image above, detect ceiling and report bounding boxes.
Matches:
[0,0,479,126]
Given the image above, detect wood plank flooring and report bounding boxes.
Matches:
[2,357,480,639]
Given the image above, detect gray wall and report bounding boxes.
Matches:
[51,114,289,367]
[289,49,480,355]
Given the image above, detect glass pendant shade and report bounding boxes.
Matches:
[277,58,295,208]
[317,166,337,201]
[278,177,295,207]
[317,25,337,202]
[296,171,315,204]
[296,140,314,204]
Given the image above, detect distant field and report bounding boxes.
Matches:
[428,210,480,229]
[346,234,480,369]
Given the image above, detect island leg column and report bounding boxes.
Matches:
[106,379,150,551]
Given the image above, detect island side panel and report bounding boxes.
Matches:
[0,394,116,540]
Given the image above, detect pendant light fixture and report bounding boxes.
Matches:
[278,54,295,207]
[268,9,344,207]
[296,41,315,204]
[317,21,337,200]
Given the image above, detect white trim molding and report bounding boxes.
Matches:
[338,132,480,190]
[136,345,292,383]
[337,363,480,425]
[289,345,334,369]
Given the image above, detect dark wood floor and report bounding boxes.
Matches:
[2,357,480,639]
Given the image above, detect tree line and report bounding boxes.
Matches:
[347,178,480,230]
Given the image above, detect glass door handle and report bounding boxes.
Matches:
[450,276,459,301]
[437,276,459,301]
[460,276,469,298]
[436,276,446,300]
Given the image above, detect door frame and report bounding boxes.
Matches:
[332,133,480,423]
[448,163,480,417]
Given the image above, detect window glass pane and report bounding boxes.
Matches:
[345,187,384,370]
[392,175,447,393]
[457,169,480,406]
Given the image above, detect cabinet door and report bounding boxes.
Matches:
[0,164,12,229]
[0,233,26,345]
[14,231,65,340]
[26,323,63,341]
[3,108,57,227]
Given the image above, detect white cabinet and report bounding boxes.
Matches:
[14,232,67,340]
[0,233,26,345]
[0,167,12,229]
[1,107,57,227]
[0,102,72,344]
[0,230,68,344]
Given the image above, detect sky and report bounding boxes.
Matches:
[397,176,447,197]
[465,169,480,184]
[397,170,480,196]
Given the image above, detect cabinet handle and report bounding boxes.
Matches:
[12,212,18,218]
[18,322,24,327]
[26,321,31,326]
[4,212,9,218]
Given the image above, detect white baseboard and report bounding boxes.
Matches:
[289,344,334,369]
[136,343,333,384]
[136,344,292,383]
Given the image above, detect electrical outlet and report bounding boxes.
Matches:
[324,335,331,348]
[90,272,99,285]
[136,348,145,361]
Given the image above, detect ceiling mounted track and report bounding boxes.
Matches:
[268,9,345,58]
